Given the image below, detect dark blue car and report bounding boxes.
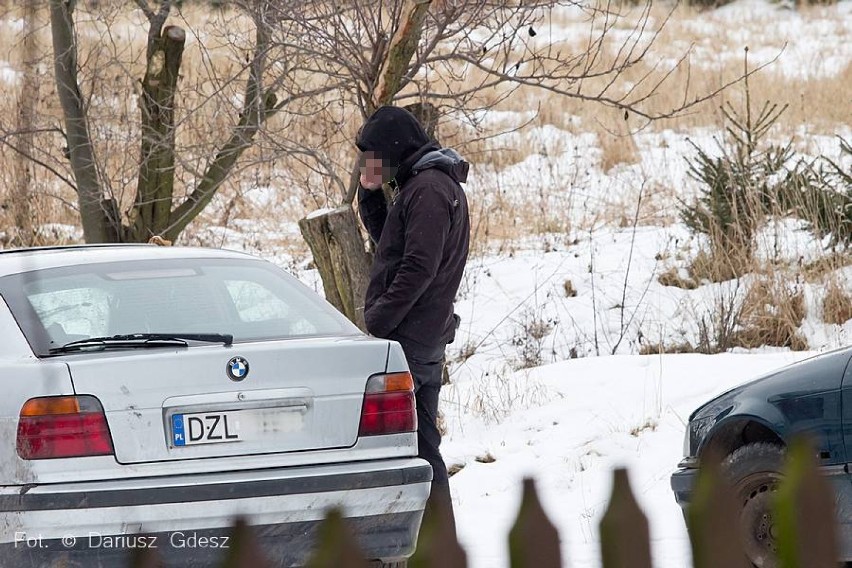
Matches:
[671,347,852,567]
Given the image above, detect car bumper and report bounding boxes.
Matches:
[670,459,700,509]
[1,457,431,567]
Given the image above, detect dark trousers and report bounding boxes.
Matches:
[399,340,457,537]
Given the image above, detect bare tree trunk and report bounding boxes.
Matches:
[12,0,39,246]
[298,207,372,331]
[129,25,185,242]
[371,0,433,111]
[49,0,111,243]
[404,101,440,140]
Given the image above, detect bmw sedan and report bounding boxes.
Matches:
[0,244,430,567]
[671,347,852,567]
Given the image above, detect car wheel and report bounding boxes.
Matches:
[722,442,786,568]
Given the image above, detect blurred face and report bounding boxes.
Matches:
[359,151,394,190]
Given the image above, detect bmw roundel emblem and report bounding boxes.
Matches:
[227,357,249,382]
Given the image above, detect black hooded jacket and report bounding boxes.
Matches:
[356,106,470,355]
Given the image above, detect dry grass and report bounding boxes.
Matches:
[629,418,659,437]
[516,51,851,138]
[638,341,696,355]
[447,463,466,477]
[474,452,496,464]
[658,266,698,289]
[736,277,808,351]
[688,248,753,284]
[658,254,816,352]
[545,1,849,134]
[511,308,556,370]
[436,411,447,437]
[795,0,841,6]
[596,121,640,173]
[466,362,556,424]
[822,279,852,325]
[802,252,852,283]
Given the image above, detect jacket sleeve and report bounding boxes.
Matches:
[364,184,450,338]
[357,185,388,246]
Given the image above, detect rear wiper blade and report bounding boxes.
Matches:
[95,333,234,346]
[49,333,233,354]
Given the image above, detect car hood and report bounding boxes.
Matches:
[691,347,852,422]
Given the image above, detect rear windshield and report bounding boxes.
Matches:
[0,257,359,357]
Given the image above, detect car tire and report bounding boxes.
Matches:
[722,442,786,568]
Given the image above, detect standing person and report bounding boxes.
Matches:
[356,105,470,534]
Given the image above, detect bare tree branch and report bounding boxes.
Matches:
[49,0,111,242]
[133,0,155,21]
[165,6,275,240]
[1,136,78,193]
[31,0,763,248]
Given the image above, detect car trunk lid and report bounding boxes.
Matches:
[65,337,388,464]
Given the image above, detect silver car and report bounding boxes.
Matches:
[0,245,430,567]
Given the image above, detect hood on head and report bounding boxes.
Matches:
[355,106,432,169]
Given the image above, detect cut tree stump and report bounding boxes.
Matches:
[298,205,372,331]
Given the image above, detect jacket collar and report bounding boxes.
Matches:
[391,142,441,189]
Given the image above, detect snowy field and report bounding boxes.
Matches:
[443,348,811,567]
[427,224,832,566]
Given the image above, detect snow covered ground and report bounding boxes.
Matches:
[427,225,836,566]
[442,349,812,567]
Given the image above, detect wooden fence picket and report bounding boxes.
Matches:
[220,517,271,568]
[686,450,750,568]
[508,477,562,568]
[130,544,161,568]
[774,437,839,568]
[408,493,467,568]
[598,468,652,568]
[303,508,368,568]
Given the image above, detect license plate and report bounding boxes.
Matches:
[172,411,240,446]
[171,408,303,447]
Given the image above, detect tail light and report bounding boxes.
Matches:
[358,372,417,436]
[17,395,114,460]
